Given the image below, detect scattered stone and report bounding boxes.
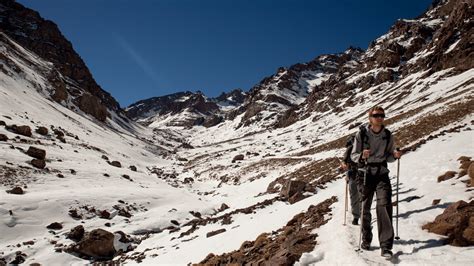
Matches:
[110,161,122,168]
[6,186,24,194]
[129,165,137,172]
[190,211,202,219]
[122,174,132,181]
[99,210,111,219]
[47,222,63,230]
[0,133,8,141]
[104,173,110,177]
[53,129,64,137]
[422,200,474,246]
[26,146,46,160]
[218,203,229,212]
[280,180,307,201]
[0,120,5,126]
[177,157,188,162]
[206,228,226,238]
[183,177,194,184]
[70,169,77,175]
[118,208,132,218]
[66,229,119,259]
[15,125,32,137]
[437,171,457,182]
[105,223,111,227]
[101,155,109,160]
[22,240,34,245]
[69,209,82,219]
[432,199,441,205]
[10,251,26,264]
[232,154,245,163]
[31,159,46,169]
[35,126,49,135]
[67,225,85,242]
[57,173,64,178]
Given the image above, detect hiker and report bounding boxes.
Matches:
[340,136,361,225]
[351,106,402,258]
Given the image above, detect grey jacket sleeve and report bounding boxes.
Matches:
[351,131,363,164]
[386,134,396,163]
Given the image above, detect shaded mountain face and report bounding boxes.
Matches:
[125,90,246,127]
[0,0,120,121]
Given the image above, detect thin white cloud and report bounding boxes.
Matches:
[114,34,162,85]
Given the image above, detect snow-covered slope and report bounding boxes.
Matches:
[1,0,473,265]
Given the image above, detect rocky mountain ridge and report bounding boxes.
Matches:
[125,89,246,128]
[0,0,121,122]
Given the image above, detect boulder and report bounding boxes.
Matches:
[26,146,46,160]
[6,187,24,194]
[232,154,245,163]
[31,159,46,169]
[15,125,32,137]
[67,229,116,259]
[280,180,307,200]
[0,134,8,141]
[47,222,63,230]
[218,203,230,212]
[110,161,122,168]
[67,225,85,242]
[35,126,49,135]
[422,200,474,246]
[437,171,457,182]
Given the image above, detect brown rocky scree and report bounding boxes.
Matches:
[195,196,337,265]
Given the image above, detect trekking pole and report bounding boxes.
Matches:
[395,151,401,240]
[358,163,368,250]
[344,179,348,226]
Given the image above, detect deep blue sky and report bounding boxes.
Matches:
[18,0,432,107]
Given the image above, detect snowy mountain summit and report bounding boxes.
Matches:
[1,0,473,265]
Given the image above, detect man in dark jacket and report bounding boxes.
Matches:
[351,106,402,258]
[341,136,360,225]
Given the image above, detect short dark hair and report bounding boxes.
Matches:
[368,106,385,116]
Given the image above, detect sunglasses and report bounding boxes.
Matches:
[371,113,385,118]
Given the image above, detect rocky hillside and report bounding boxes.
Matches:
[0,0,121,122]
[278,0,473,127]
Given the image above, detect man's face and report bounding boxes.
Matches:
[369,111,385,126]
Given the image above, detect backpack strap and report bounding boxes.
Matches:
[359,125,369,149]
[383,128,392,155]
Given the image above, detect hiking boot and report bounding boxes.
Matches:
[352,218,359,225]
[381,249,393,258]
[361,242,370,250]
